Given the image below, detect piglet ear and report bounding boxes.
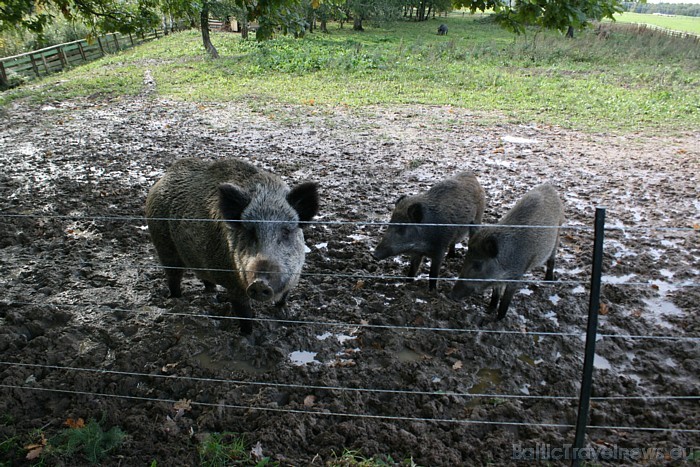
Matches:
[287,182,319,224]
[484,235,499,258]
[219,184,251,227]
[406,202,424,224]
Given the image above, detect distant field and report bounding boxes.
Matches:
[613,11,700,35]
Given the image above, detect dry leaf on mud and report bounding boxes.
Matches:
[64,417,85,428]
[651,283,660,291]
[631,309,643,318]
[599,303,609,315]
[353,280,365,291]
[303,395,316,407]
[445,347,458,356]
[174,399,192,412]
[25,433,47,460]
[251,441,264,460]
[452,360,463,370]
[161,362,178,373]
[693,223,700,230]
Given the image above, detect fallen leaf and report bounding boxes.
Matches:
[303,395,316,407]
[26,447,43,461]
[445,347,458,356]
[650,283,660,291]
[161,362,178,373]
[631,309,643,318]
[353,280,365,291]
[693,223,699,230]
[64,417,85,429]
[251,441,264,460]
[599,303,609,315]
[452,360,463,370]
[25,433,47,460]
[174,399,192,412]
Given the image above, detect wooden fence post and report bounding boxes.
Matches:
[58,47,67,69]
[77,41,87,62]
[41,54,49,74]
[97,36,105,56]
[0,61,8,88]
[30,54,40,77]
[113,34,120,51]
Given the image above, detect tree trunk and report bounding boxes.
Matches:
[353,16,363,31]
[566,26,574,38]
[200,4,220,58]
[320,19,328,33]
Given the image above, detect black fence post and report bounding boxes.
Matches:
[572,207,606,466]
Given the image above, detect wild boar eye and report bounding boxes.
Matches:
[281,226,295,241]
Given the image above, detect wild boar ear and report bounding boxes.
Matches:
[406,202,424,224]
[219,184,251,224]
[484,235,499,258]
[287,182,320,223]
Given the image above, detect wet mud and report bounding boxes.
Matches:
[1,93,698,465]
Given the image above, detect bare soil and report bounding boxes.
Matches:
[1,88,698,465]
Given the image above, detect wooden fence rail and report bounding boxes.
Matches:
[0,26,186,90]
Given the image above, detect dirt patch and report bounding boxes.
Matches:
[1,92,698,465]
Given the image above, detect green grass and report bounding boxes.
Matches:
[199,432,275,466]
[614,11,700,35]
[2,14,699,133]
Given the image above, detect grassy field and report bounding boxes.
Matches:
[2,14,699,134]
[614,11,700,35]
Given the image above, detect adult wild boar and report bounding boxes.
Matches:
[145,158,320,334]
[450,183,564,320]
[373,172,485,291]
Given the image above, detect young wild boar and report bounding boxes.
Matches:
[373,172,485,291]
[450,183,564,321]
[145,158,320,334]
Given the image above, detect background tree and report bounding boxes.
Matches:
[452,0,624,36]
[0,0,160,38]
[346,0,402,31]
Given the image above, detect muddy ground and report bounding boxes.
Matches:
[1,87,698,465]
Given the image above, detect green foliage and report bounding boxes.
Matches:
[456,0,624,35]
[621,1,700,18]
[0,11,89,56]
[49,418,125,464]
[0,0,161,38]
[199,432,276,466]
[0,435,23,464]
[328,449,420,466]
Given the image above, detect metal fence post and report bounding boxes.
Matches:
[572,207,606,466]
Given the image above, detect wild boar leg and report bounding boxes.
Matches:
[407,253,423,280]
[496,285,516,320]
